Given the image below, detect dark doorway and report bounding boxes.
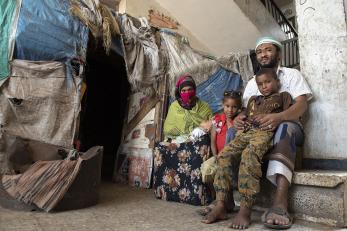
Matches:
[80,38,129,180]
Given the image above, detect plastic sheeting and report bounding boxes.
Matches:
[159,29,206,80]
[0,0,21,80]
[159,30,253,98]
[118,14,161,93]
[0,60,82,148]
[196,68,243,113]
[14,0,89,63]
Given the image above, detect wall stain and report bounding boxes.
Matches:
[300,0,307,5]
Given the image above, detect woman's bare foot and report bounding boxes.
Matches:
[229,207,251,229]
[201,201,228,224]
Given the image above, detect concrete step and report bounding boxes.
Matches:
[250,170,347,228]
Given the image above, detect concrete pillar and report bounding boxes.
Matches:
[295,0,347,160]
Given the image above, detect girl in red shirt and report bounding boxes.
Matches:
[198,91,242,216]
[211,91,242,156]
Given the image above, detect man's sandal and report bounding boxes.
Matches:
[262,207,293,230]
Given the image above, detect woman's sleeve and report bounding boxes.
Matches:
[163,103,179,137]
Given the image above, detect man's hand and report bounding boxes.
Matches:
[234,114,247,130]
[254,113,284,131]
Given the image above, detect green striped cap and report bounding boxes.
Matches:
[255,36,283,50]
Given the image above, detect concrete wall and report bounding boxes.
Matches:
[234,0,287,41]
[279,2,296,18]
[296,0,347,159]
[157,0,265,56]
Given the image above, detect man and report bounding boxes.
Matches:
[202,36,312,229]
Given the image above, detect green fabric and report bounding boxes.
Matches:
[164,100,213,138]
[0,0,17,80]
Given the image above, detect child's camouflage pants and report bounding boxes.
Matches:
[213,129,273,208]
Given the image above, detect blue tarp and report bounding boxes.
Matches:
[14,0,89,62]
[196,68,243,113]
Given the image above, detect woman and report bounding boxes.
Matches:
[154,74,213,206]
[163,74,213,142]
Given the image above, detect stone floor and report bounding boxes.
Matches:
[0,182,342,231]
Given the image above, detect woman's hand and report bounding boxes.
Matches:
[254,113,283,131]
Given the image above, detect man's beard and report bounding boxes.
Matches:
[259,55,279,68]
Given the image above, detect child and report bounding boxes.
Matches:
[202,68,293,229]
[198,91,242,215]
[211,91,242,156]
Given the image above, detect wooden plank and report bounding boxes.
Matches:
[125,96,159,136]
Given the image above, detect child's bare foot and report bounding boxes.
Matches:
[198,198,235,216]
[229,207,251,229]
[201,201,228,224]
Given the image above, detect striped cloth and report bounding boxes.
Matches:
[2,157,82,212]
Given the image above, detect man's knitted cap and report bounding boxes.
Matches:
[255,36,283,51]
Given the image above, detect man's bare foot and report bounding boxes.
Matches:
[201,201,228,224]
[229,207,251,229]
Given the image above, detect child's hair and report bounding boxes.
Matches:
[223,90,242,108]
[255,68,278,80]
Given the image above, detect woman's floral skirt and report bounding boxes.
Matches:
[153,135,212,206]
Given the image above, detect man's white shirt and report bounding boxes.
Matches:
[242,66,313,185]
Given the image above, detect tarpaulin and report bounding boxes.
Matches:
[14,0,89,63]
[0,60,82,148]
[0,0,21,80]
[196,68,243,113]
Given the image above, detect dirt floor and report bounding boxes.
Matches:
[0,182,341,231]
